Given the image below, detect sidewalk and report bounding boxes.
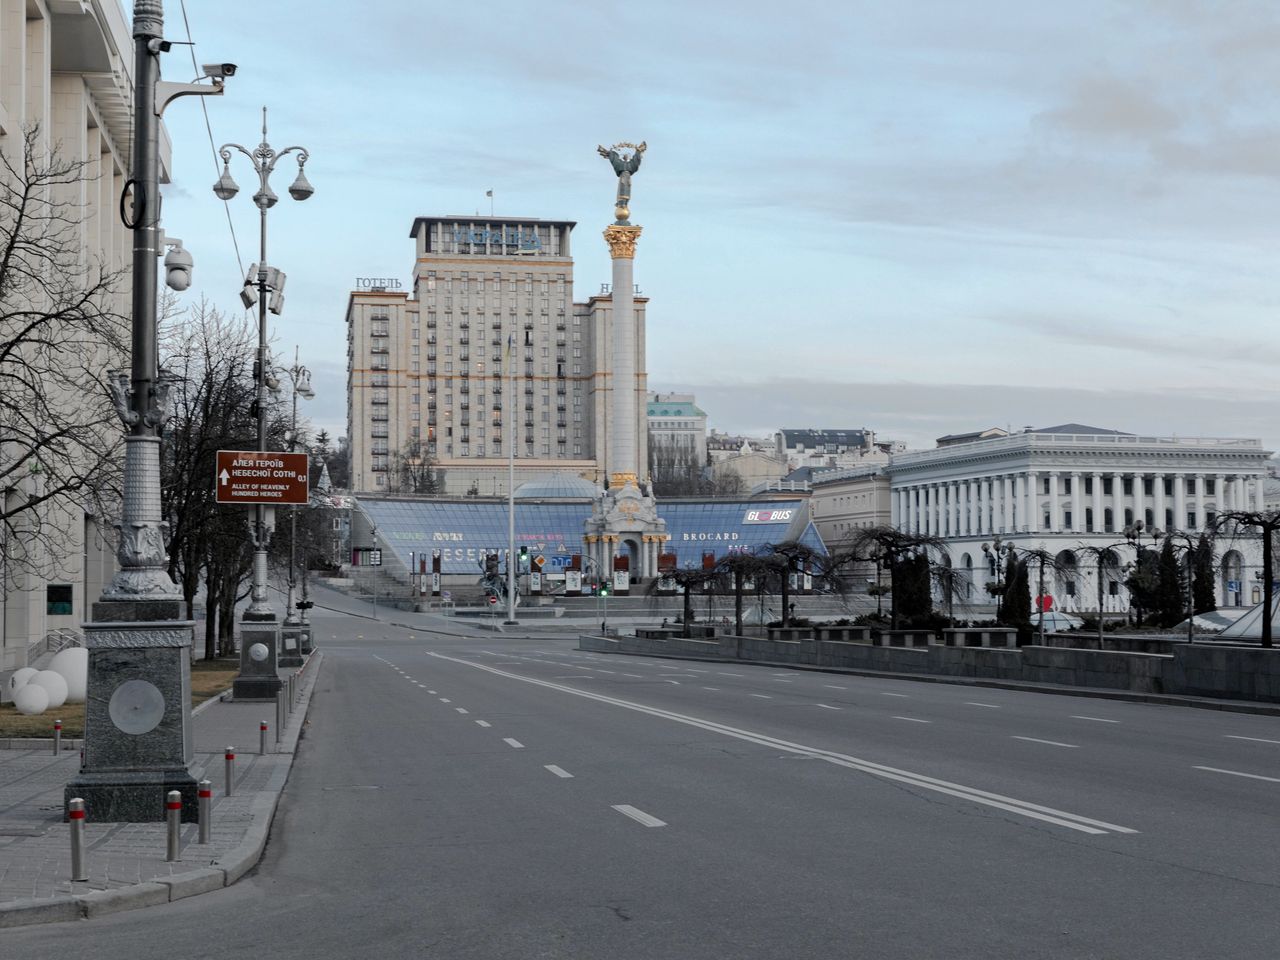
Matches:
[0,652,323,928]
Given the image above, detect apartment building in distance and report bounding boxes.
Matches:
[346,216,648,496]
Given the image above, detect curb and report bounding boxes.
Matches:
[0,651,323,929]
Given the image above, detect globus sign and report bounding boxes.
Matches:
[743,508,795,524]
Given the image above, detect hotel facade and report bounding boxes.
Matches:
[346,216,648,496]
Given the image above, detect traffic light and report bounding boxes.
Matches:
[599,581,610,597]
[519,546,528,561]
[294,600,314,611]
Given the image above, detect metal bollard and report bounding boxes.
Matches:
[68,797,88,881]
[165,790,181,861]
[224,746,235,797]
[197,780,212,844]
[275,691,284,742]
[260,720,269,755]
[53,719,62,756]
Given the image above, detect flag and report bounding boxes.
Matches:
[486,189,493,198]
[506,333,514,358]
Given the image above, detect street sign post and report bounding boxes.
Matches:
[216,450,309,505]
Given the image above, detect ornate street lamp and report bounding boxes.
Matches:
[215,108,313,698]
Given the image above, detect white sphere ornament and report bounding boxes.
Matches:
[30,670,69,709]
[248,643,269,663]
[48,648,88,703]
[13,683,49,716]
[7,667,38,698]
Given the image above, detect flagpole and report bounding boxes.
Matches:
[506,331,517,624]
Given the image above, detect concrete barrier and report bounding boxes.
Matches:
[577,631,1280,705]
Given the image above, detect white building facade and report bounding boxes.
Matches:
[888,426,1271,613]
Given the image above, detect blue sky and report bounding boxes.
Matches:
[158,0,1280,452]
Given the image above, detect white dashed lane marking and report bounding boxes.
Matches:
[893,716,931,724]
[1013,736,1078,748]
[503,738,525,749]
[545,765,573,778]
[475,720,491,728]
[612,804,667,827]
[1071,716,1119,724]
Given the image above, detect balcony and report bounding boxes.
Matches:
[459,353,470,362]
[426,318,436,328]
[492,418,502,428]
[370,344,389,354]
[371,463,388,472]
[555,322,565,331]
[370,429,389,439]
[370,413,389,422]
[460,336,470,345]
[370,329,389,338]
[491,354,502,363]
[524,388,534,396]
[370,397,388,406]
[524,421,535,430]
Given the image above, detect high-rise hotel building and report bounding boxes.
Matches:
[346,217,648,495]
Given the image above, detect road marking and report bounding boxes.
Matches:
[427,652,1138,836]
[1013,736,1079,748]
[503,738,524,749]
[771,679,793,683]
[596,669,617,674]
[823,685,847,690]
[1071,716,1119,724]
[881,692,909,698]
[555,675,599,680]
[428,690,437,695]
[1225,735,1280,745]
[455,708,469,714]
[475,720,491,728]
[719,672,745,677]
[965,702,1000,708]
[612,804,666,827]
[439,698,451,703]
[1193,765,1280,783]
[622,673,643,678]
[702,686,720,691]
[816,704,841,710]
[661,680,681,685]
[545,765,573,778]
[749,694,772,699]
[893,716,931,723]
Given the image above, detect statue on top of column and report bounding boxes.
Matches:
[597,141,646,224]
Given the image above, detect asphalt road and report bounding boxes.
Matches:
[10,603,1280,959]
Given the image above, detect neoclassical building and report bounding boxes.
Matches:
[888,424,1271,613]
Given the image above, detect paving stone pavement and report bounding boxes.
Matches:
[0,652,322,923]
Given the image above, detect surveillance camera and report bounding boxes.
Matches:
[202,63,237,80]
[163,241,193,292]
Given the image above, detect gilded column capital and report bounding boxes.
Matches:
[603,224,642,260]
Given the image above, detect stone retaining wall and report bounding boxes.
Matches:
[578,633,1280,703]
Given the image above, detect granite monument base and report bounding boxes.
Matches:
[65,769,199,823]
[233,613,282,700]
[279,623,304,668]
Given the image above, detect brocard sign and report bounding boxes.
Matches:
[216,450,309,505]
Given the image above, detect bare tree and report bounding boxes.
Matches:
[841,527,950,629]
[389,438,441,495]
[1,127,128,573]
[1214,511,1280,648]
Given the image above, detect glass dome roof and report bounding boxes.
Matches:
[513,473,601,500]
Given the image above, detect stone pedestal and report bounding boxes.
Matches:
[65,600,198,823]
[233,611,282,700]
[279,621,304,667]
[298,621,313,655]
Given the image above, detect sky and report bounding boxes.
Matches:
[157,0,1280,453]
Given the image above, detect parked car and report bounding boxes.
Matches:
[1033,611,1084,633]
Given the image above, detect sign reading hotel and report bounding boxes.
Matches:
[216,451,310,505]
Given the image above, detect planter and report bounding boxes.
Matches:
[940,628,1018,649]
[875,629,935,648]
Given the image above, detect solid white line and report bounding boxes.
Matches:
[749,694,772,699]
[965,702,1000,708]
[475,720,491,728]
[1013,736,1079,748]
[893,716,931,723]
[545,765,573,778]
[622,673,643,678]
[719,672,745,677]
[612,804,666,827]
[823,685,847,690]
[816,704,841,710]
[881,692,909,698]
[1071,716,1119,724]
[1193,765,1280,783]
[503,738,524,749]
[427,652,1137,836]
[1225,735,1280,745]
[555,675,598,679]
[455,708,469,714]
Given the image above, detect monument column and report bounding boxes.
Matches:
[604,223,642,487]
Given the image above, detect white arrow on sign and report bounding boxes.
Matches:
[219,469,230,485]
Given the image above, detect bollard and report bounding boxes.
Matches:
[260,720,269,755]
[68,797,88,882]
[53,719,62,756]
[276,691,284,742]
[197,780,212,844]
[224,746,235,797]
[165,790,181,861]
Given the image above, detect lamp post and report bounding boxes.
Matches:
[982,536,1014,621]
[1123,520,1162,628]
[215,108,313,697]
[68,0,231,821]
[279,351,313,665]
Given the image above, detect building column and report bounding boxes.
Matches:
[959,481,970,537]
[1027,471,1040,533]
[1071,471,1083,533]
[1236,476,1248,513]
[1111,472,1124,533]
[1091,473,1103,534]
[1013,474,1025,532]
[1172,475,1186,533]
[912,487,921,534]
[1219,474,1231,512]
[1048,472,1060,532]
[1256,475,1268,513]
[1195,475,1206,530]
[1153,474,1167,532]
[1002,475,1014,533]
[1133,472,1145,527]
